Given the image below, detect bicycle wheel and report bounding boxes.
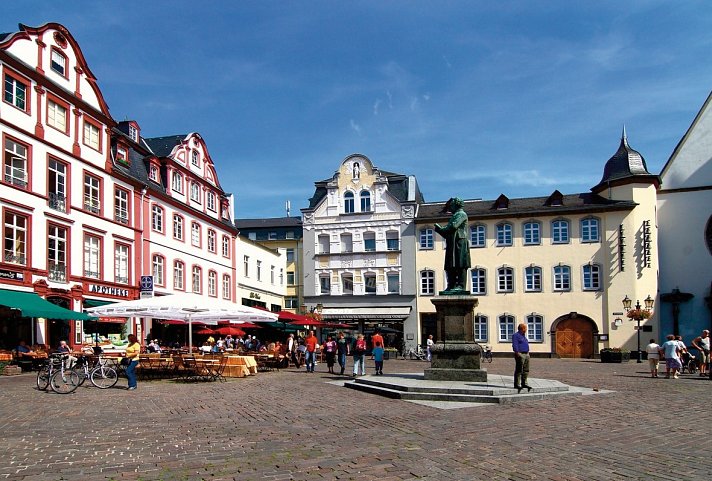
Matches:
[485,352,493,363]
[36,365,51,390]
[90,365,118,389]
[50,369,80,394]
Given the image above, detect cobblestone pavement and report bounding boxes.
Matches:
[1,357,711,481]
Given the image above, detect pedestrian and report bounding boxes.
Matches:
[352,333,367,376]
[124,334,141,391]
[304,330,318,373]
[661,334,682,379]
[512,323,531,393]
[324,335,337,374]
[336,331,349,375]
[373,339,384,375]
[287,333,301,368]
[371,329,384,353]
[426,334,434,361]
[645,338,661,378]
[690,330,710,376]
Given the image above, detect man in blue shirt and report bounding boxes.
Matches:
[512,323,531,393]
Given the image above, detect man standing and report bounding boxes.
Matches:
[512,323,531,393]
[304,330,318,373]
[287,334,301,368]
[690,330,710,376]
[426,334,434,362]
[336,332,349,375]
[661,334,682,379]
[371,329,384,353]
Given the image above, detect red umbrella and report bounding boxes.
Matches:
[214,326,246,337]
[195,328,216,335]
[326,322,352,329]
[289,318,329,327]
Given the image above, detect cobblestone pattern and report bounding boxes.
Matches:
[0,358,710,481]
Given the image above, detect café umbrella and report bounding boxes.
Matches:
[85,293,278,350]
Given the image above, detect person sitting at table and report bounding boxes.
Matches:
[147,339,161,353]
[15,340,35,358]
[266,341,276,352]
[216,337,225,351]
[225,335,233,350]
[56,340,77,368]
[199,341,212,354]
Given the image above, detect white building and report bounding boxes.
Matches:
[235,235,286,312]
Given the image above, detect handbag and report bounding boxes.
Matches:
[120,357,130,366]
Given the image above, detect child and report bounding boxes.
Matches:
[373,341,384,375]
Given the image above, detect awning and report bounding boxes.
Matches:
[320,306,411,320]
[84,299,115,308]
[97,317,127,324]
[0,289,96,320]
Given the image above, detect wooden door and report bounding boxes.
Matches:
[555,318,593,358]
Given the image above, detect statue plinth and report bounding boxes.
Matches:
[424,295,487,382]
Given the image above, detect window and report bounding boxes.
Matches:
[115,188,129,224]
[523,221,541,245]
[173,215,183,240]
[471,268,486,295]
[286,248,295,263]
[4,73,27,111]
[48,225,67,282]
[581,217,600,243]
[83,174,101,214]
[128,125,138,142]
[496,223,513,246]
[497,267,514,292]
[318,234,330,254]
[268,232,277,240]
[287,271,295,285]
[4,137,28,188]
[286,231,295,240]
[207,191,216,211]
[583,264,601,291]
[192,266,202,293]
[364,273,377,294]
[342,273,354,294]
[207,230,216,253]
[83,235,101,279]
[248,232,256,241]
[341,233,352,253]
[222,235,230,257]
[474,314,488,342]
[191,222,200,247]
[553,265,571,291]
[526,314,543,342]
[320,275,331,294]
[363,232,376,252]
[151,205,164,232]
[208,271,217,296]
[387,273,400,294]
[280,268,284,285]
[243,256,249,277]
[256,260,262,281]
[114,244,129,284]
[47,99,68,132]
[190,182,201,203]
[360,190,371,212]
[222,274,231,299]
[173,261,184,290]
[421,270,435,295]
[498,314,516,341]
[470,224,486,248]
[83,120,101,151]
[524,266,542,292]
[419,228,433,249]
[386,231,399,251]
[285,297,299,309]
[152,255,164,286]
[50,49,67,76]
[171,172,183,193]
[270,265,275,284]
[344,191,354,213]
[149,164,159,182]
[48,158,67,211]
[191,150,199,166]
[552,219,569,244]
[3,212,27,265]
[116,147,128,164]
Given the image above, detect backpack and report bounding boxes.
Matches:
[355,338,366,352]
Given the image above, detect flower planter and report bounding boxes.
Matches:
[600,350,630,363]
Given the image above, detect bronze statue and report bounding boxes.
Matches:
[434,197,471,294]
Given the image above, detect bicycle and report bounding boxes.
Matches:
[480,344,493,363]
[403,345,428,361]
[72,353,119,389]
[36,353,81,394]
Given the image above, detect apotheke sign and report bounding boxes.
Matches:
[88,284,129,297]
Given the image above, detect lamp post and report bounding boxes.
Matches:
[623,295,654,363]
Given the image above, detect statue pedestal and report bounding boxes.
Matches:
[424,295,487,382]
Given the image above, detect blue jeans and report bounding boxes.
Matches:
[338,352,347,373]
[305,351,316,372]
[352,354,366,375]
[126,360,138,388]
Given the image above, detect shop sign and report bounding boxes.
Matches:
[0,269,23,281]
[249,292,261,299]
[88,284,129,297]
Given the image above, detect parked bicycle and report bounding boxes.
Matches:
[72,353,119,389]
[403,345,428,361]
[480,343,493,363]
[36,353,80,394]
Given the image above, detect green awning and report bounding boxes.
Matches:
[83,299,114,308]
[0,289,96,320]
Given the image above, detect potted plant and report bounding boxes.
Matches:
[384,347,398,360]
[600,347,630,363]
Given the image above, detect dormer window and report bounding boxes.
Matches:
[149,164,159,182]
[493,194,509,210]
[50,49,67,77]
[116,147,128,165]
[128,125,138,142]
[191,150,199,166]
[545,190,564,207]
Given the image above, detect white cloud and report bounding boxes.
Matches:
[373,99,382,115]
[350,119,362,135]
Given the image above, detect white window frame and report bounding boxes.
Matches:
[4,74,27,111]
[387,273,400,294]
[420,270,435,295]
[581,217,600,243]
[470,268,486,295]
[83,120,101,151]
[47,99,67,132]
[208,271,217,297]
[190,182,201,203]
[173,215,183,241]
[419,228,434,249]
[173,261,184,290]
[191,222,200,247]
[192,266,201,293]
[115,244,129,284]
[497,266,514,293]
[523,221,541,245]
[498,314,516,342]
[496,223,513,246]
[344,191,354,213]
[470,224,486,248]
[171,172,183,193]
[582,264,601,291]
[552,219,570,244]
[152,255,164,286]
[222,274,231,299]
[524,266,542,292]
[115,188,129,224]
[4,138,28,188]
[83,174,100,214]
[207,230,216,253]
[553,265,571,291]
[48,158,66,211]
[4,212,27,265]
[83,234,101,279]
[474,314,488,342]
[526,314,544,342]
[151,206,163,232]
[360,190,371,212]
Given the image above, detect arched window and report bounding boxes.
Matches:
[526,314,543,341]
[471,268,486,295]
[470,224,486,247]
[551,219,570,244]
[582,264,601,290]
[524,266,542,292]
[344,191,354,213]
[496,222,513,246]
[474,314,488,342]
[581,217,600,243]
[553,265,571,291]
[360,190,371,212]
[498,314,515,341]
[497,266,514,292]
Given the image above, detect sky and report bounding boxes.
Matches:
[3,1,712,218]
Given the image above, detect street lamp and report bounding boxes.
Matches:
[623,295,655,363]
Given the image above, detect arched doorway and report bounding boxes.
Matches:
[552,313,597,358]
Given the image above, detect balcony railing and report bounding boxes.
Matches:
[115,276,129,284]
[84,269,100,279]
[48,264,67,282]
[48,193,66,212]
[4,251,26,265]
[84,197,100,214]
[4,173,27,188]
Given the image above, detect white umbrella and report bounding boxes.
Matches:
[85,293,278,350]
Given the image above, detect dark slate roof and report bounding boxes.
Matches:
[597,130,651,184]
[235,217,303,229]
[0,33,11,42]
[143,135,186,158]
[417,192,637,221]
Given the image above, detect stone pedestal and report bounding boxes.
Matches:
[424,295,487,382]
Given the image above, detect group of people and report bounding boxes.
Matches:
[646,330,710,379]
[292,329,386,376]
